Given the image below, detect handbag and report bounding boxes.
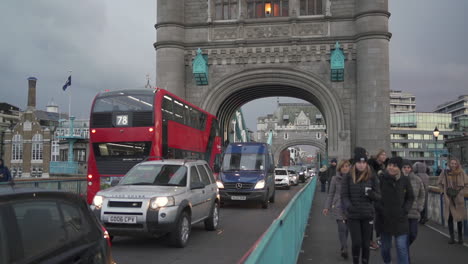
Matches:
[444,170,461,199]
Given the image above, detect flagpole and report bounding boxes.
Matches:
[68,70,72,118]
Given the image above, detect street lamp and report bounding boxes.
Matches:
[433,126,440,174]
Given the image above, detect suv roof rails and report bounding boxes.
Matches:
[182,156,201,165]
[143,156,165,162]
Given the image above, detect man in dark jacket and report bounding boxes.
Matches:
[376,157,414,264]
[326,159,337,192]
[0,159,12,182]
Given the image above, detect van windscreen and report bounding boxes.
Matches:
[222,153,265,171]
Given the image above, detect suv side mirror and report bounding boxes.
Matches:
[111,179,120,187]
[191,182,205,190]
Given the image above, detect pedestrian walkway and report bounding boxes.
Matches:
[298,185,468,263]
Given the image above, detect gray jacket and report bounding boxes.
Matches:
[407,172,425,220]
[324,173,345,220]
[413,162,429,189]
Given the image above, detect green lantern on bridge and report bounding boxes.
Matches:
[192,48,209,85]
[330,42,345,82]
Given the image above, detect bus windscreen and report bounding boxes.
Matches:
[93,94,153,112]
[93,142,151,158]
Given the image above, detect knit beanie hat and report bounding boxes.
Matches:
[402,159,412,169]
[353,147,368,163]
[388,156,403,170]
[331,158,337,164]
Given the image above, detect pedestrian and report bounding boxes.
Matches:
[402,159,425,262]
[413,162,429,224]
[0,159,12,183]
[367,149,387,250]
[319,165,328,192]
[437,158,468,244]
[342,147,380,264]
[326,159,337,192]
[323,159,351,260]
[368,149,387,176]
[376,156,414,264]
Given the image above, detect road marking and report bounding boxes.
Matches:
[426,223,468,247]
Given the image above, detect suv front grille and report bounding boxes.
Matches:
[224,182,255,190]
[108,201,142,208]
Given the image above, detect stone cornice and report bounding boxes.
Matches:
[156,16,358,30]
[354,10,391,20]
[355,31,392,42]
[153,41,185,50]
[154,22,185,29]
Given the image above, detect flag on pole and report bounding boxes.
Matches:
[62,75,72,91]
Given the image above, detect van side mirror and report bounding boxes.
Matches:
[191,182,205,190]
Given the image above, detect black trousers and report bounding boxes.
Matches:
[448,212,463,238]
[348,218,373,264]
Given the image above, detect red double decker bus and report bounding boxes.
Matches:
[86,88,222,204]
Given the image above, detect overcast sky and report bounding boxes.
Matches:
[1,0,467,131]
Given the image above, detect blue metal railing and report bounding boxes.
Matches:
[0,177,87,195]
[241,177,317,264]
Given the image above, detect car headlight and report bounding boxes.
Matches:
[254,180,265,189]
[149,196,175,209]
[93,195,103,209]
[216,180,225,189]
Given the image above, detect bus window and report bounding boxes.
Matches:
[162,96,173,121]
[173,100,185,123]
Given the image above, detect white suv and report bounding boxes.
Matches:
[91,159,220,248]
[274,168,290,189]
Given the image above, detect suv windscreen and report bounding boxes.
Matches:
[119,164,187,186]
[275,170,287,175]
[222,153,265,171]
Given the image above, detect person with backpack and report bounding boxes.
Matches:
[319,165,328,192]
[402,159,425,262]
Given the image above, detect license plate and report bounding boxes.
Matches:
[108,215,137,224]
[231,196,246,201]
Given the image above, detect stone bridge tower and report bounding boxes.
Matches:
[155,0,391,160]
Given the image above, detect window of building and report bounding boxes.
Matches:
[12,134,23,161]
[32,134,43,161]
[215,0,238,20]
[51,141,59,162]
[247,0,289,18]
[300,0,322,16]
[74,149,86,162]
[391,151,405,157]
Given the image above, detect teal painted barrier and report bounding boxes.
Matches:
[0,177,87,195]
[241,176,317,264]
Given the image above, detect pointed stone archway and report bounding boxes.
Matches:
[200,67,351,161]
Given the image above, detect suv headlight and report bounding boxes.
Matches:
[216,180,224,189]
[254,180,265,189]
[149,196,175,209]
[93,195,104,209]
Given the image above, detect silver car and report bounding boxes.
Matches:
[91,159,220,248]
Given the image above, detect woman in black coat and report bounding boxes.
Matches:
[342,147,381,264]
[375,157,414,264]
